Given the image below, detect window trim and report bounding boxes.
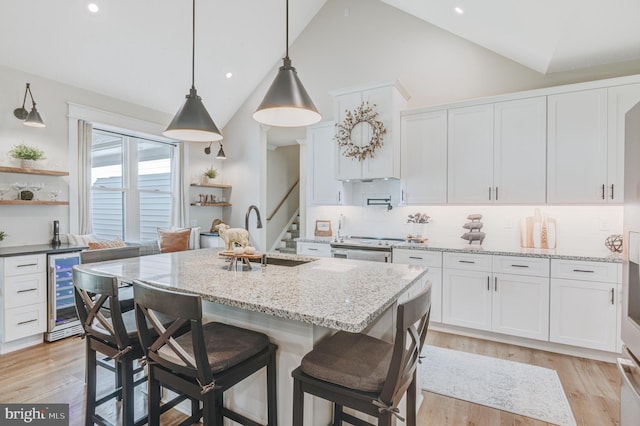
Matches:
[68,102,180,235]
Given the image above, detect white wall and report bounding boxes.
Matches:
[0,64,172,247]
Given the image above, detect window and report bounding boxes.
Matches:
[91,129,176,241]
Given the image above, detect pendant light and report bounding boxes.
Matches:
[215,142,226,159]
[253,0,321,127]
[163,0,222,142]
[203,141,226,159]
[14,83,46,128]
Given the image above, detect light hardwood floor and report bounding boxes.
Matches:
[0,330,620,425]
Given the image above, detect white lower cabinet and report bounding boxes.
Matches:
[442,253,550,341]
[296,242,332,258]
[392,249,442,322]
[549,259,621,352]
[492,273,549,341]
[442,268,492,330]
[1,254,47,345]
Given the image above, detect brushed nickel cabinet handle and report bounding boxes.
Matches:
[495,187,498,201]
[487,276,490,291]
[611,184,614,200]
[489,187,492,200]
[601,184,605,200]
[511,264,529,268]
[494,276,497,291]
[409,256,423,260]
[17,288,37,293]
[611,288,615,305]
[573,269,595,273]
[18,319,38,325]
[459,260,475,264]
[17,263,38,268]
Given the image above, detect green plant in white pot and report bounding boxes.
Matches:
[9,144,46,169]
[204,165,217,183]
[0,231,6,244]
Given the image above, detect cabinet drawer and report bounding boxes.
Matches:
[4,274,46,309]
[443,252,492,272]
[493,256,550,277]
[297,242,332,257]
[3,304,47,342]
[551,259,620,283]
[393,249,442,267]
[3,254,46,277]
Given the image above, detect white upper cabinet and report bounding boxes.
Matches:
[333,82,409,181]
[447,104,495,203]
[307,121,343,205]
[400,110,447,204]
[547,88,609,203]
[608,83,640,203]
[493,97,547,204]
[448,98,547,204]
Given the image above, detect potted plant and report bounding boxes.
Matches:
[204,165,217,183]
[0,230,6,244]
[9,144,46,169]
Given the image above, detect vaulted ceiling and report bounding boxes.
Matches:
[1,0,638,130]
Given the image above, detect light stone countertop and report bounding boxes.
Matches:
[296,238,622,263]
[75,248,428,333]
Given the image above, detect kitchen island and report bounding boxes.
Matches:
[75,248,429,425]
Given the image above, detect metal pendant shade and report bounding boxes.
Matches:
[24,103,46,127]
[164,87,222,141]
[216,142,226,159]
[163,0,222,142]
[254,0,321,127]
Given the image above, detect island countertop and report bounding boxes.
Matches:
[75,248,428,333]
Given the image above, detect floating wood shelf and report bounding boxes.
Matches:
[190,183,232,189]
[190,202,232,207]
[0,166,69,176]
[0,200,69,205]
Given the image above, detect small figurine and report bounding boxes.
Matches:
[461,214,485,245]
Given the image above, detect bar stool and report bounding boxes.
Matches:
[73,268,184,426]
[291,287,431,426]
[132,279,278,426]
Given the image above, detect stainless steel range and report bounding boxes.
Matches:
[330,236,404,262]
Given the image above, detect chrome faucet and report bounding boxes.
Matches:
[245,205,263,231]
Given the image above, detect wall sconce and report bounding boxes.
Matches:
[14,83,46,128]
[204,142,226,159]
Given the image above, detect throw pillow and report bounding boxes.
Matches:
[158,228,191,253]
[67,233,99,246]
[88,238,126,250]
[169,226,200,250]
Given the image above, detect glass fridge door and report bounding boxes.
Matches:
[48,253,80,331]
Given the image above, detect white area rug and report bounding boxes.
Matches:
[421,345,577,426]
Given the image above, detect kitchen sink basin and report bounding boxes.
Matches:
[248,256,313,267]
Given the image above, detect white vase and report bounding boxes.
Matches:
[20,159,40,169]
[206,177,216,184]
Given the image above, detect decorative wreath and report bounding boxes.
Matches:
[334,102,387,161]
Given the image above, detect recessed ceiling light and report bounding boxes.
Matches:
[225,72,233,79]
[88,3,99,13]
[454,6,464,14]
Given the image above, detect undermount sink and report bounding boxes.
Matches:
[248,256,313,267]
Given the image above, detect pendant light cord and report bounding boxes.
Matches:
[285,0,289,60]
[191,0,196,89]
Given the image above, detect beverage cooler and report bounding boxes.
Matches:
[46,252,83,341]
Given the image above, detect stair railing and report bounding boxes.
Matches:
[267,179,299,222]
